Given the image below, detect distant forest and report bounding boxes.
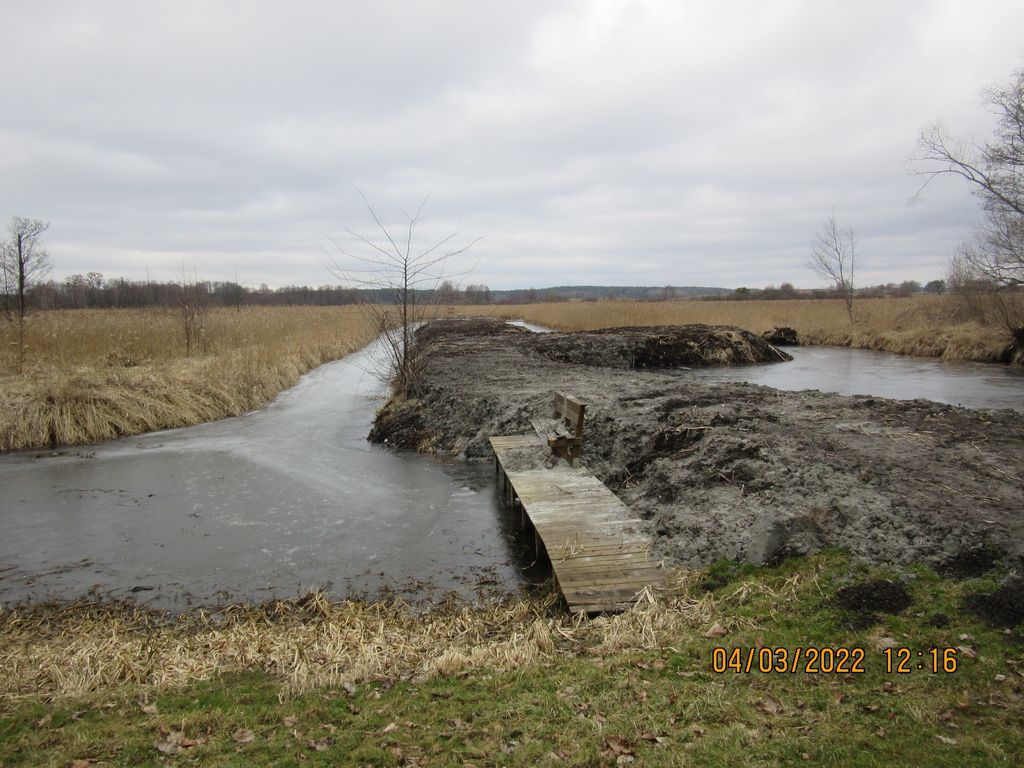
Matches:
[22,273,945,310]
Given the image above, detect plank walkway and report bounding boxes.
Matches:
[490,434,667,614]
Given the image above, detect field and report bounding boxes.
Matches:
[0,307,380,451]
[2,554,1021,766]
[0,297,1014,452]
[465,295,1013,362]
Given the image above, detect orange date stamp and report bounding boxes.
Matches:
[712,646,866,674]
[711,646,960,674]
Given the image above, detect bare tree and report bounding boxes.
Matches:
[328,194,478,397]
[1,217,52,371]
[177,269,212,356]
[912,61,1024,335]
[807,211,856,321]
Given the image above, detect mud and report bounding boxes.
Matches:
[373,318,1024,573]
[835,579,912,613]
[964,578,1024,628]
[762,326,801,346]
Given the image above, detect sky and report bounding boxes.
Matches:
[2,1,1023,291]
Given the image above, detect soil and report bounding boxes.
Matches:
[372,317,1024,573]
[964,579,1024,628]
[835,579,912,613]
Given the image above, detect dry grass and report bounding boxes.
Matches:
[0,572,740,702]
[0,307,380,451]
[465,295,1013,362]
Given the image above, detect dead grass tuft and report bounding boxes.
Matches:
[0,307,380,451]
[0,569,773,702]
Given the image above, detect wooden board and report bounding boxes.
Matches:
[489,434,667,614]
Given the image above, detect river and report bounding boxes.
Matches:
[2,329,1021,608]
[0,341,538,609]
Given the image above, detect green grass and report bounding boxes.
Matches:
[3,554,1021,767]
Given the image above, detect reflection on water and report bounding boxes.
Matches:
[0,341,541,609]
[682,346,1024,411]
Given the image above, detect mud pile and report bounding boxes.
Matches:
[525,325,791,368]
[372,317,1024,572]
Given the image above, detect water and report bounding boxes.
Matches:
[0,341,538,609]
[683,346,1024,412]
[507,321,1024,411]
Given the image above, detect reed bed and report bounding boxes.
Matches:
[0,571,764,702]
[0,307,380,451]
[465,296,1012,362]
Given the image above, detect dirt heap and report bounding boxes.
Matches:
[762,326,801,346]
[372,317,1024,572]
[525,325,791,368]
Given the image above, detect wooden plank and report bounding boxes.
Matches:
[492,430,665,614]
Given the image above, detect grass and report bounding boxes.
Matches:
[465,295,1014,362]
[2,554,1021,766]
[0,307,380,451]
[2,296,1014,451]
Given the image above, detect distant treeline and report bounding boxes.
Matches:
[14,273,946,311]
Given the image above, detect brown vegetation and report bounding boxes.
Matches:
[0,307,379,451]
[0,575,718,701]
[464,295,1013,362]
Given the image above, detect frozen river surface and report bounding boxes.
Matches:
[0,342,536,608]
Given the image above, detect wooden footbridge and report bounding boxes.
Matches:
[490,393,667,614]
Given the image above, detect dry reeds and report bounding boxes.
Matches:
[464,296,1013,362]
[0,307,380,451]
[0,571,748,702]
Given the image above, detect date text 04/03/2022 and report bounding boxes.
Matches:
[711,646,960,674]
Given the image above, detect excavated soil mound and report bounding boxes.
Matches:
[371,317,1024,573]
[524,325,792,369]
[835,579,912,613]
[964,579,1024,628]
[762,326,801,346]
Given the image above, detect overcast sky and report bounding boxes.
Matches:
[2,1,1023,290]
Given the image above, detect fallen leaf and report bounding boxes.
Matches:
[875,728,888,738]
[861,704,881,713]
[320,723,337,734]
[282,715,298,727]
[309,738,330,752]
[995,674,1007,682]
[232,728,256,745]
[69,761,95,768]
[957,645,977,659]
[33,714,52,728]
[150,741,177,757]
[757,695,784,716]
[154,732,184,755]
[140,703,158,716]
[342,682,357,696]
[875,636,900,650]
[601,735,634,757]
[703,622,728,638]
[936,735,959,745]
[380,722,399,735]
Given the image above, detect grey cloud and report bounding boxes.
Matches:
[2,0,1023,289]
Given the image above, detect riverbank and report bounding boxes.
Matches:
[2,553,1022,766]
[0,307,379,451]
[372,318,1024,573]
[461,296,1018,363]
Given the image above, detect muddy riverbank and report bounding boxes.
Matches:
[372,318,1024,572]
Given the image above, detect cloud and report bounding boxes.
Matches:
[1,0,1021,289]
